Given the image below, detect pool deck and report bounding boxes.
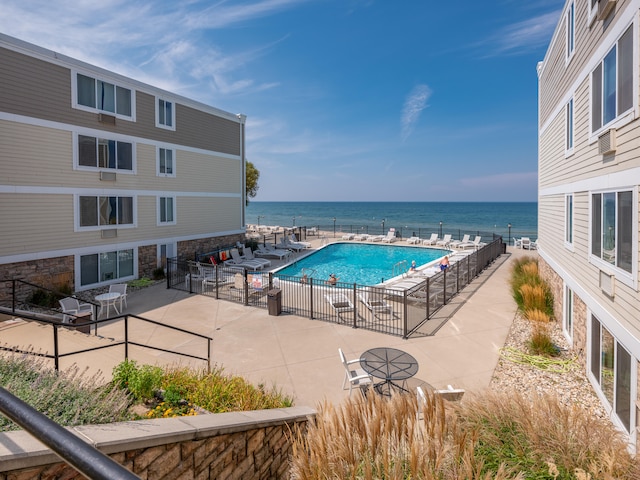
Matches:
[2,235,537,410]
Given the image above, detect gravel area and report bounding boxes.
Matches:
[490,313,609,419]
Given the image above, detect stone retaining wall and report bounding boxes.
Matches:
[0,407,314,479]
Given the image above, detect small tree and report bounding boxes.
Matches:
[246,160,260,205]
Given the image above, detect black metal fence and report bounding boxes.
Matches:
[167,237,504,338]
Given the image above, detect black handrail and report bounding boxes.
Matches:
[0,386,140,479]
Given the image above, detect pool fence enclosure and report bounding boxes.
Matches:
[167,237,504,338]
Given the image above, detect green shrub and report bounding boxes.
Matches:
[152,267,165,280]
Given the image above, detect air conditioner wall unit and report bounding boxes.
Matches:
[597,0,616,20]
[599,270,615,297]
[100,171,116,181]
[101,229,117,239]
[598,129,616,155]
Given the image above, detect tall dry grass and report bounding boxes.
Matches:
[290,391,640,479]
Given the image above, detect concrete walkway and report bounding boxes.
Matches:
[2,246,536,410]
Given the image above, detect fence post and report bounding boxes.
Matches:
[12,279,16,313]
[53,325,60,371]
[352,284,358,328]
[309,277,314,319]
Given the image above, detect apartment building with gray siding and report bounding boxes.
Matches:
[0,34,246,291]
[538,0,640,449]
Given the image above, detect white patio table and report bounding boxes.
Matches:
[95,292,121,317]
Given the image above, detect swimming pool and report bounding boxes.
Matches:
[275,242,449,286]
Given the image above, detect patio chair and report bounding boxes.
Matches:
[520,237,531,250]
[255,243,291,260]
[449,234,470,249]
[108,283,128,311]
[434,384,465,402]
[242,247,272,268]
[225,248,266,269]
[422,233,439,245]
[338,348,373,397]
[358,291,393,318]
[381,229,397,243]
[459,236,485,250]
[59,297,94,324]
[290,234,311,248]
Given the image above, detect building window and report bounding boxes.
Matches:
[79,196,134,227]
[158,148,175,177]
[590,314,633,432]
[158,197,175,225]
[158,242,176,268]
[157,98,175,130]
[565,194,573,245]
[591,25,633,133]
[591,190,633,273]
[566,2,575,61]
[80,249,134,286]
[78,135,133,171]
[566,98,574,152]
[563,285,573,341]
[76,73,132,117]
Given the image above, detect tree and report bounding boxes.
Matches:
[246,160,260,205]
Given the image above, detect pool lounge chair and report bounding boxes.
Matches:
[354,233,370,241]
[277,237,306,252]
[435,234,452,247]
[342,233,355,240]
[255,243,291,259]
[225,248,267,269]
[242,247,272,268]
[449,234,470,249]
[369,234,384,242]
[290,234,311,248]
[325,293,354,317]
[358,291,393,318]
[406,236,421,244]
[422,233,438,245]
[459,236,485,250]
[381,230,397,243]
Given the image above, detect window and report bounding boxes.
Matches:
[591,25,633,133]
[157,98,175,130]
[79,196,134,227]
[78,135,133,171]
[80,249,134,286]
[563,285,573,341]
[158,242,176,268]
[158,196,175,225]
[591,190,633,273]
[566,99,574,152]
[76,73,132,117]
[158,148,175,176]
[590,315,633,432]
[566,2,575,61]
[565,194,573,245]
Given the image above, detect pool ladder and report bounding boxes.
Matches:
[393,260,408,278]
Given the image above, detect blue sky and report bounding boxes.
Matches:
[2,0,563,202]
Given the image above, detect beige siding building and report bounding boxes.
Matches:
[0,34,246,291]
[538,0,640,449]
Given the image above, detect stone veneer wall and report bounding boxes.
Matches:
[138,244,158,280]
[0,407,314,480]
[179,234,244,262]
[0,257,75,305]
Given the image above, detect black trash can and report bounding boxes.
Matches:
[267,288,282,316]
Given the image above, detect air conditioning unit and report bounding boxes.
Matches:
[599,270,615,297]
[99,171,116,181]
[597,0,616,21]
[598,129,616,155]
[98,113,116,125]
[101,229,117,239]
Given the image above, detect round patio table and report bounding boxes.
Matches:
[360,347,419,396]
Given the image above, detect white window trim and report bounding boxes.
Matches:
[562,283,574,345]
[156,146,177,177]
[70,70,137,121]
[588,0,598,26]
[73,131,137,173]
[74,247,138,290]
[157,195,177,226]
[566,1,576,65]
[588,187,637,289]
[73,194,138,232]
[565,97,575,156]
[565,193,574,250]
[155,96,176,131]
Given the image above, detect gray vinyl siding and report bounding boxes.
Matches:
[0,46,241,156]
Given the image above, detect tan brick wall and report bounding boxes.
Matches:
[0,408,313,480]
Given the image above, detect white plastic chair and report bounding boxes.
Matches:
[338,348,373,396]
[109,283,128,310]
[59,297,94,323]
[434,384,465,402]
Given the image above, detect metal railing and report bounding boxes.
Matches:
[0,387,140,479]
[167,238,504,338]
[0,279,212,372]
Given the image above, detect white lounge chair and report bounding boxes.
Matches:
[354,233,370,241]
[358,291,393,318]
[242,247,272,268]
[342,233,355,240]
[422,233,439,245]
[255,243,291,259]
[59,297,94,324]
[338,348,373,397]
[277,238,306,252]
[325,293,354,317]
[449,234,470,249]
[290,234,311,248]
[381,230,397,243]
[406,236,421,244]
[225,248,266,269]
[435,234,452,247]
[369,235,384,242]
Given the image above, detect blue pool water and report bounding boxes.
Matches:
[275,242,449,286]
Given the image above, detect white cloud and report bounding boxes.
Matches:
[401,84,432,142]
[459,171,537,188]
[484,10,560,57]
